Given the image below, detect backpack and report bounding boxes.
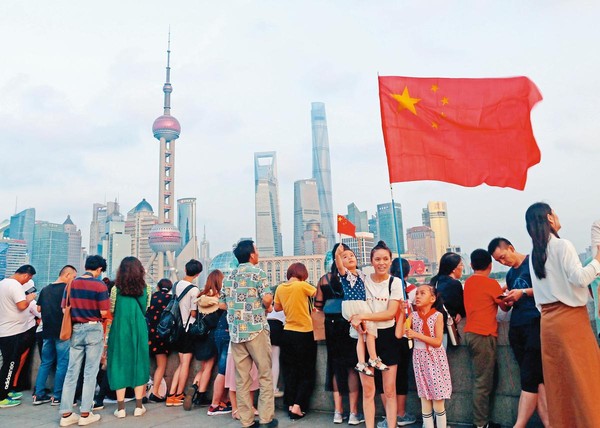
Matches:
[156,283,195,345]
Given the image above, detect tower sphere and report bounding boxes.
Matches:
[148,222,181,253]
[152,115,181,140]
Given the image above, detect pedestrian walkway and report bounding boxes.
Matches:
[1,392,435,428]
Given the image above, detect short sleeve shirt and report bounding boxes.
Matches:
[63,275,110,323]
[219,262,272,343]
[464,275,503,337]
[37,282,68,339]
[339,270,367,301]
[505,255,540,327]
[274,281,316,332]
[364,275,403,330]
[0,278,28,337]
[173,280,199,329]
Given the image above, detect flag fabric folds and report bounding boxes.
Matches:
[378,76,542,190]
[337,215,356,238]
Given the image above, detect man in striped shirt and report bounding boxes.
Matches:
[59,255,109,427]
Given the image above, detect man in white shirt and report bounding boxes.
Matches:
[0,265,37,408]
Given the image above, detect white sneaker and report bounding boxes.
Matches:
[114,408,126,418]
[60,413,80,427]
[349,413,365,425]
[134,405,146,416]
[78,412,101,426]
[333,411,343,424]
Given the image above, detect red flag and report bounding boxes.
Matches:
[337,215,356,238]
[378,76,542,190]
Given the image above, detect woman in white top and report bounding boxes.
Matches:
[525,202,600,428]
[348,241,403,428]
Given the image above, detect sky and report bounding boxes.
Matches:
[2,1,600,260]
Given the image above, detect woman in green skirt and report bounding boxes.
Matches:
[107,257,150,418]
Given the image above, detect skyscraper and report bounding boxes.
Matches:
[9,208,35,257]
[376,202,405,255]
[342,232,375,268]
[311,102,335,249]
[406,226,437,269]
[147,34,182,282]
[125,199,159,278]
[254,151,282,257]
[176,198,199,278]
[100,210,131,279]
[89,201,119,256]
[0,239,27,280]
[301,221,329,256]
[293,179,321,255]
[63,215,83,272]
[31,221,69,287]
[424,201,451,265]
[347,203,368,233]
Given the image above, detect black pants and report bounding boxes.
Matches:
[281,330,317,411]
[0,331,26,400]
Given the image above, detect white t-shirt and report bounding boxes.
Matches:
[364,274,403,330]
[174,279,199,329]
[0,278,29,337]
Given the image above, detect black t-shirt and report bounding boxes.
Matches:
[37,282,67,339]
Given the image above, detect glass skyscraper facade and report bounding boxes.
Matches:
[9,208,35,257]
[347,203,369,233]
[177,198,197,255]
[254,151,282,257]
[293,179,321,255]
[311,102,335,249]
[31,221,69,288]
[376,202,405,255]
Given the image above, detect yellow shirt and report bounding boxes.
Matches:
[274,281,316,332]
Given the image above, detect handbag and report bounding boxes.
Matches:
[443,304,461,346]
[322,277,343,315]
[59,282,73,340]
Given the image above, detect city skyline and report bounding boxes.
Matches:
[2,2,600,261]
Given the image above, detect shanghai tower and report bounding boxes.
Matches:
[311,102,335,249]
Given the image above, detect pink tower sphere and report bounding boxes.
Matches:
[152,115,181,140]
[148,223,181,253]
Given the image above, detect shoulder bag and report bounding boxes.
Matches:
[322,275,343,315]
[59,282,73,341]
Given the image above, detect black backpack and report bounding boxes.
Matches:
[156,283,194,345]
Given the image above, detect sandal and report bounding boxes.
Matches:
[354,362,374,377]
[369,357,389,371]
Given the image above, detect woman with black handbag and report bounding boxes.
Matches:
[314,243,362,425]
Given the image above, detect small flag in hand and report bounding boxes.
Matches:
[337,215,356,238]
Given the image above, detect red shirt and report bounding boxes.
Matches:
[464,274,503,337]
[62,275,110,323]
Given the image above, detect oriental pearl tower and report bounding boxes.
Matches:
[146,34,182,282]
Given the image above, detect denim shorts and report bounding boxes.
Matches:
[214,329,230,375]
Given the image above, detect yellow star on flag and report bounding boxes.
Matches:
[431,84,439,93]
[432,122,439,129]
[441,96,449,105]
[391,87,421,115]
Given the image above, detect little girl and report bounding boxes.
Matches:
[335,243,388,377]
[396,284,452,428]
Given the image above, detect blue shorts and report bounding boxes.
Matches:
[214,329,230,375]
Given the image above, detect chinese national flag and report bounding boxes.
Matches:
[378,76,542,190]
[337,215,356,238]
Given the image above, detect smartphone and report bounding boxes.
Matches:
[25,286,37,295]
[496,294,506,300]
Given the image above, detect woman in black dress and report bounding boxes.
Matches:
[146,278,172,402]
[314,243,361,425]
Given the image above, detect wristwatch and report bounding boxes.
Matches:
[521,289,527,297]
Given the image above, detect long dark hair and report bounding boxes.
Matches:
[526,202,559,279]
[328,243,349,292]
[430,252,462,287]
[115,256,146,296]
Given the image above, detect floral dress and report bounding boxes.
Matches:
[146,288,171,355]
[411,310,452,400]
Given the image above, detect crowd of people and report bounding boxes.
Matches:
[0,202,599,428]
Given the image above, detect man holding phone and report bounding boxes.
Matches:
[0,264,37,408]
[488,238,549,428]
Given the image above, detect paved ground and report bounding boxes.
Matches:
[1,394,435,428]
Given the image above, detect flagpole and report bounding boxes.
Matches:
[389,183,407,303]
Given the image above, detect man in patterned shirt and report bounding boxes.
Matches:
[219,240,277,428]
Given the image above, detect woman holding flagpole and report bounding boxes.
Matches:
[348,241,403,428]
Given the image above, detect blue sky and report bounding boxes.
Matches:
[2,1,599,258]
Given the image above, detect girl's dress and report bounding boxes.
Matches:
[340,271,376,338]
[411,310,452,400]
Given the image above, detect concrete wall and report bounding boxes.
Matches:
[30,302,599,427]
